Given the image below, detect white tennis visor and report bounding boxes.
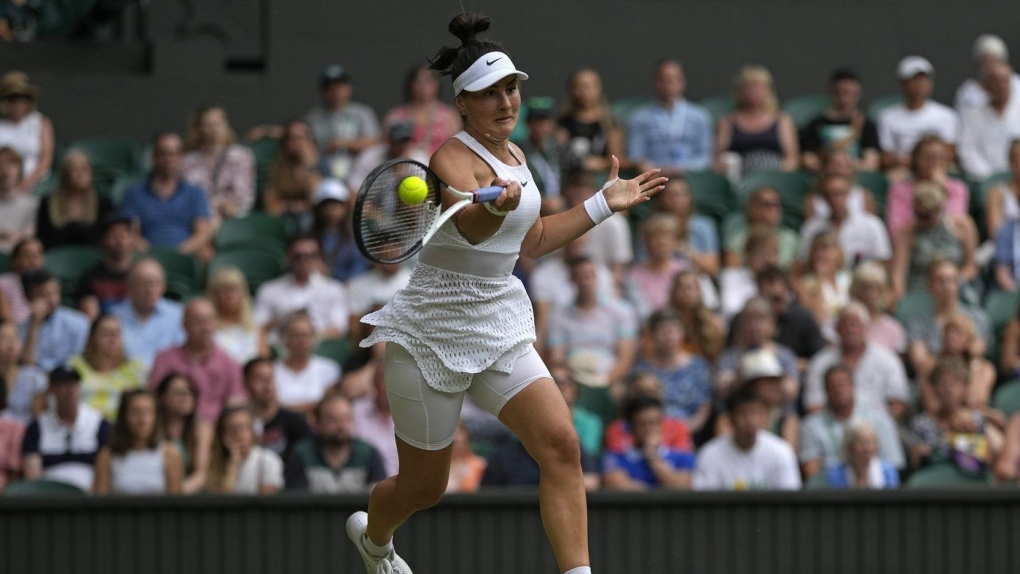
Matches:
[452,52,529,95]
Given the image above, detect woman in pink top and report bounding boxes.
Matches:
[886,135,969,238]
[848,261,905,354]
[627,213,688,317]
[181,106,255,227]
[383,65,461,157]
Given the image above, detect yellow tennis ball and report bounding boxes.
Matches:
[398,176,428,205]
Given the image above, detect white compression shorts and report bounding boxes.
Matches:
[383,342,551,451]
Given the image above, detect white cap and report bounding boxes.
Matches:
[452,51,529,96]
[315,178,350,203]
[897,56,934,79]
[739,349,784,382]
[973,34,1009,62]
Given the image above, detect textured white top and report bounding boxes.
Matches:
[0,111,42,176]
[111,446,167,494]
[361,131,542,392]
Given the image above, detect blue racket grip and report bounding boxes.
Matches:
[474,186,505,204]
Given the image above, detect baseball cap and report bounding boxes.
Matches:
[973,34,1008,62]
[739,349,784,383]
[314,178,350,204]
[320,64,351,88]
[452,51,529,96]
[526,96,555,121]
[49,365,82,386]
[567,353,609,388]
[387,120,415,143]
[897,56,934,80]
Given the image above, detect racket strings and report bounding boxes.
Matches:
[357,162,440,263]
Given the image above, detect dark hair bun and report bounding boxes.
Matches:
[449,13,490,45]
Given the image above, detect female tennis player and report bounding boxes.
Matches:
[347,13,667,574]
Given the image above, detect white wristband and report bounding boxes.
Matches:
[583,179,616,225]
[483,201,509,217]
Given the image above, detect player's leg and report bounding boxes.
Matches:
[470,348,590,573]
[349,343,464,574]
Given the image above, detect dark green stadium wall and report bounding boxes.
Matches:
[1,491,1019,574]
[0,0,1018,144]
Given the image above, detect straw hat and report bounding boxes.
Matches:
[0,72,40,100]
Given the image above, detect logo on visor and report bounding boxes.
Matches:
[486,57,502,66]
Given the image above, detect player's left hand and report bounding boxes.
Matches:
[602,155,668,213]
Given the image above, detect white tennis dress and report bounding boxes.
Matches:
[360,131,542,393]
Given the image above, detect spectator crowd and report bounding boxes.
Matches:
[3,33,1020,496]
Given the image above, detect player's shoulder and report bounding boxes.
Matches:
[430,136,473,168]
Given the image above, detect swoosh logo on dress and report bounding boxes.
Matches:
[486,57,502,66]
[521,180,529,187]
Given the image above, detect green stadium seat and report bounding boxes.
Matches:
[866,94,903,120]
[3,479,87,496]
[993,379,1020,416]
[148,248,202,293]
[893,289,933,326]
[978,171,1013,213]
[576,385,617,426]
[782,93,830,129]
[698,95,734,124]
[164,278,194,303]
[610,97,653,126]
[854,170,888,215]
[106,173,144,206]
[208,248,285,295]
[248,137,279,205]
[314,337,353,368]
[685,169,738,223]
[804,471,830,490]
[984,289,1020,353]
[0,251,9,274]
[215,213,289,252]
[45,245,104,296]
[721,211,747,240]
[67,136,142,176]
[738,170,812,229]
[906,462,988,488]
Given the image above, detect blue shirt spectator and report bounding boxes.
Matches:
[823,460,900,489]
[120,179,210,248]
[17,268,89,371]
[628,101,713,172]
[994,219,1020,290]
[602,445,695,486]
[111,297,184,369]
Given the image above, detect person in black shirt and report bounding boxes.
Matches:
[243,357,310,461]
[756,265,828,365]
[76,214,135,320]
[800,69,881,173]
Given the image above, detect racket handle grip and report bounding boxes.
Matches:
[474,186,505,204]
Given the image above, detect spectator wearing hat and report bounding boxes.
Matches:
[383,64,461,157]
[346,236,412,343]
[955,34,1020,113]
[716,348,800,452]
[800,364,905,479]
[120,132,214,262]
[18,268,89,372]
[310,175,369,283]
[958,61,1020,181]
[715,299,799,406]
[148,297,246,425]
[35,149,114,250]
[803,303,910,420]
[76,214,136,320]
[346,119,429,193]
[253,234,351,339]
[181,105,256,228]
[801,69,881,173]
[21,365,111,492]
[602,396,693,490]
[878,56,959,178]
[0,71,54,193]
[306,64,381,182]
[0,146,37,253]
[628,60,713,176]
[109,258,185,369]
[693,384,801,491]
[518,96,568,202]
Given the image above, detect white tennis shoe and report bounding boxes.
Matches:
[346,511,413,574]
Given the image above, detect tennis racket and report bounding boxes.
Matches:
[353,158,505,264]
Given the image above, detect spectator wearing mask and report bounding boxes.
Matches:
[120,132,214,261]
[958,61,1020,181]
[154,373,212,494]
[602,396,693,490]
[18,268,89,371]
[383,64,461,157]
[272,311,340,415]
[93,389,184,494]
[109,258,185,369]
[628,60,713,175]
[253,234,351,339]
[306,65,380,182]
[715,65,799,178]
[76,214,135,319]
[0,71,54,192]
[21,366,110,492]
[285,394,385,493]
[799,364,904,479]
[0,319,47,425]
[346,119,429,193]
[0,237,43,323]
[800,68,881,172]
[148,297,246,425]
[0,146,37,253]
[206,406,284,494]
[69,314,145,422]
[821,420,900,489]
[35,149,113,249]
[692,384,801,491]
[181,105,255,226]
[243,357,310,462]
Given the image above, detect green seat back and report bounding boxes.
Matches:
[984,289,1020,362]
[906,462,988,488]
[698,95,735,124]
[893,289,934,326]
[248,138,279,204]
[215,213,289,252]
[4,479,87,496]
[804,471,830,490]
[854,170,889,215]
[576,385,617,426]
[782,93,830,129]
[0,251,9,274]
[685,169,738,224]
[610,97,654,126]
[314,337,353,368]
[44,245,104,297]
[208,248,286,295]
[867,94,904,120]
[67,136,142,176]
[993,380,1020,416]
[147,248,202,292]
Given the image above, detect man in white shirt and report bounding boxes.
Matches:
[958,61,1020,181]
[955,34,1020,113]
[692,384,801,491]
[879,56,959,176]
[346,249,412,343]
[254,235,350,338]
[797,174,891,267]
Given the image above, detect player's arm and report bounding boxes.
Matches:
[430,140,521,245]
